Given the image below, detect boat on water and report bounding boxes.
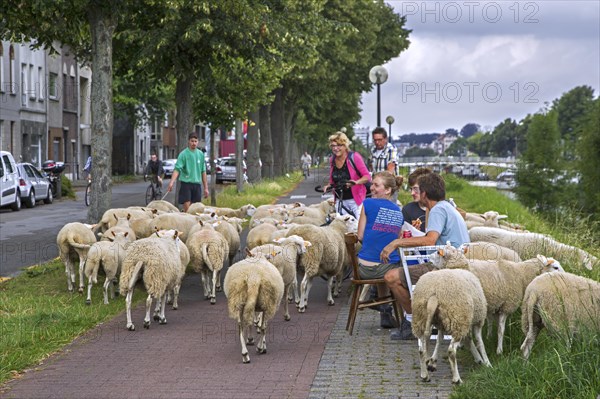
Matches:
[496,170,516,190]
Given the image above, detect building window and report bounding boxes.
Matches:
[38,67,44,100]
[48,72,57,99]
[9,45,15,94]
[29,64,35,99]
[21,63,28,106]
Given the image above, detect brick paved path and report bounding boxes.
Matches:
[1,173,458,398]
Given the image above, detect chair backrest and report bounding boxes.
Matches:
[398,245,445,298]
[344,232,361,280]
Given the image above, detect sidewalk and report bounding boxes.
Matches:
[1,171,456,399]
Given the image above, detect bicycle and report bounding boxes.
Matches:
[85,175,91,206]
[302,163,310,179]
[144,174,163,205]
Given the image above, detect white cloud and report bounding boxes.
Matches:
[358,1,600,134]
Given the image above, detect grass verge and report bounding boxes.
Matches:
[0,173,302,386]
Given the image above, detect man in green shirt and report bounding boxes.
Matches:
[166,132,209,212]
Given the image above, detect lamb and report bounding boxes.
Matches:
[432,243,563,354]
[469,226,598,270]
[84,231,130,305]
[520,271,600,359]
[286,214,355,312]
[56,222,97,293]
[465,211,507,230]
[250,235,311,321]
[246,223,278,250]
[99,214,136,243]
[186,222,229,304]
[412,268,491,385]
[249,207,289,227]
[223,253,284,363]
[146,199,180,213]
[119,230,185,330]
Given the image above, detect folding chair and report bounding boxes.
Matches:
[344,232,401,335]
[398,245,450,341]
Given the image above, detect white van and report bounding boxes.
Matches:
[0,151,21,211]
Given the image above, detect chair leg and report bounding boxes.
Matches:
[346,284,361,335]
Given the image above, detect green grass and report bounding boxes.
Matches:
[0,173,302,386]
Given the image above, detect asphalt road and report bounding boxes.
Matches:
[0,177,227,278]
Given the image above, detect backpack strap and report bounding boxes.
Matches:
[347,152,364,178]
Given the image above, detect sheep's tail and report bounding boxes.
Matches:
[242,274,261,327]
[424,295,439,337]
[70,241,91,250]
[83,248,100,284]
[201,243,212,270]
[520,288,538,334]
[120,261,144,294]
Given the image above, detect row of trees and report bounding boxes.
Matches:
[445,86,598,221]
[0,0,411,221]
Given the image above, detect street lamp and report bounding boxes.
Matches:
[369,65,388,127]
[386,115,395,144]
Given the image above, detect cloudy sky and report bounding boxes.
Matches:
[358,0,600,136]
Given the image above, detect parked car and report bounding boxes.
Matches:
[17,162,54,207]
[215,157,247,184]
[162,159,177,178]
[0,151,21,211]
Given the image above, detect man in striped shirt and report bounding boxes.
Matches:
[370,127,398,174]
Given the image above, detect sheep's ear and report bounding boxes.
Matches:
[245,247,253,257]
[498,214,508,220]
[273,238,283,244]
[304,240,312,247]
[462,246,468,254]
[438,249,445,256]
[299,211,305,216]
[127,213,132,220]
[536,254,548,264]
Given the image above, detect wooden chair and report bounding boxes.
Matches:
[344,232,401,335]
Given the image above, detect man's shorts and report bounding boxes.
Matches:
[397,262,435,288]
[178,182,202,204]
[358,261,399,280]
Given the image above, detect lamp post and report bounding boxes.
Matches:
[369,66,388,127]
[386,115,395,144]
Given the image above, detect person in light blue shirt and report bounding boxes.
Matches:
[381,172,470,340]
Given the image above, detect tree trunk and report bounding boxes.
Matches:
[235,119,244,192]
[285,99,297,171]
[259,103,273,179]
[209,128,217,206]
[173,75,194,206]
[247,109,261,183]
[87,5,117,224]
[270,87,286,176]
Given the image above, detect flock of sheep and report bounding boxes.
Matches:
[55,198,599,375]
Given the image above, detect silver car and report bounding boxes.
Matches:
[215,157,247,184]
[16,163,53,207]
[162,159,177,178]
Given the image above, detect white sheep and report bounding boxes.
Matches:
[286,214,354,312]
[99,214,136,243]
[223,253,284,363]
[249,207,289,227]
[250,235,311,321]
[56,222,97,293]
[465,241,522,262]
[431,243,563,354]
[204,204,256,219]
[520,271,600,359]
[84,231,130,305]
[152,229,190,312]
[186,222,229,304]
[412,268,492,385]
[119,231,185,330]
[246,223,278,250]
[95,207,156,233]
[146,199,180,213]
[151,212,199,243]
[469,226,598,270]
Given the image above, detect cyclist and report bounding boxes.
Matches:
[300,151,312,178]
[145,153,164,194]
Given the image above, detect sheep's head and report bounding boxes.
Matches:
[429,242,468,270]
[536,254,565,273]
[244,204,257,217]
[274,235,312,254]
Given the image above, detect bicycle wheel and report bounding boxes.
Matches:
[85,183,91,206]
[154,184,163,200]
[145,184,154,205]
